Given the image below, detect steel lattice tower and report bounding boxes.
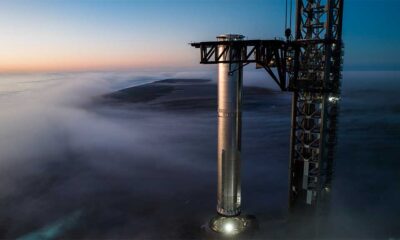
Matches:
[288,0,344,208]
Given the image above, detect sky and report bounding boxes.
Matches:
[0,0,399,73]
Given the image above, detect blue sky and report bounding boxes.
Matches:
[0,0,398,72]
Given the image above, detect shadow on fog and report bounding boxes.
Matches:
[0,71,399,239]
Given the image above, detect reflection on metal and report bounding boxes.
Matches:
[216,34,244,217]
[190,0,344,223]
[209,215,249,235]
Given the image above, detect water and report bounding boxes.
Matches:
[0,71,398,239]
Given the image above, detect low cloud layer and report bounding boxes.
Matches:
[0,70,398,239]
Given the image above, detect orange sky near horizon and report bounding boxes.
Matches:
[0,31,196,73]
[0,52,195,73]
[0,1,201,73]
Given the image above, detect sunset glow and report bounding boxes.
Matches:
[0,0,399,72]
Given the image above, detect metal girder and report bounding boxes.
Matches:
[191,40,288,91]
[191,39,338,92]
